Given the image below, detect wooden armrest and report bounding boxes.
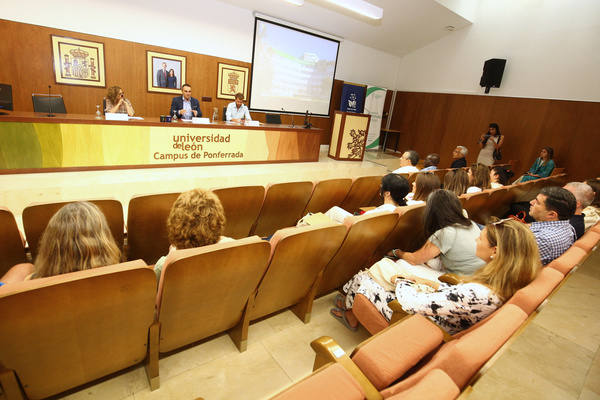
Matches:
[310,336,383,400]
[388,300,453,342]
[359,206,376,212]
[438,273,461,285]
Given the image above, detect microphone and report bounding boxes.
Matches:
[47,85,55,117]
[281,107,294,127]
[303,110,312,129]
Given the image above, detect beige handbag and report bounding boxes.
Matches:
[367,258,443,291]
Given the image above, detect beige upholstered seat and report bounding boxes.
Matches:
[251,181,314,237]
[250,223,348,323]
[22,199,124,260]
[126,192,181,264]
[152,236,271,363]
[340,176,383,214]
[0,207,27,276]
[213,185,265,238]
[302,178,352,214]
[317,212,399,297]
[0,260,156,398]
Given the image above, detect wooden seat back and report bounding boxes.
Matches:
[461,191,491,225]
[484,187,516,220]
[340,176,382,214]
[251,224,348,322]
[0,260,155,399]
[156,237,270,353]
[317,212,399,296]
[22,199,124,260]
[373,204,427,261]
[0,207,27,276]
[251,182,314,237]
[302,179,352,214]
[213,186,265,238]
[126,192,181,264]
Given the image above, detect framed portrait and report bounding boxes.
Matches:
[51,35,106,87]
[217,63,249,100]
[147,51,186,94]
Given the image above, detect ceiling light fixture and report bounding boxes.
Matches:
[323,0,383,20]
[283,0,304,6]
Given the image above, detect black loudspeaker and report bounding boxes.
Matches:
[480,58,506,93]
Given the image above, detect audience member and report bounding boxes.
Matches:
[170,83,202,120]
[451,146,468,168]
[0,202,121,286]
[443,169,469,196]
[477,123,504,166]
[332,218,538,334]
[406,172,441,205]
[366,174,410,214]
[467,163,491,193]
[563,182,595,239]
[105,86,135,116]
[583,179,600,230]
[392,150,420,173]
[514,147,555,183]
[421,153,440,171]
[154,188,233,280]
[490,166,509,188]
[529,186,577,265]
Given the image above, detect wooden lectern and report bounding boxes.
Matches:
[328,111,371,161]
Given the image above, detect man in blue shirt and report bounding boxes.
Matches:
[226,93,251,123]
[421,153,440,171]
[170,84,202,120]
[529,186,577,265]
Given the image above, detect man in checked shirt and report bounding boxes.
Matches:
[529,186,577,265]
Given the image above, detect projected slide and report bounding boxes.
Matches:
[250,18,339,116]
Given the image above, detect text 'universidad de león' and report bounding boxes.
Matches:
[153,132,244,160]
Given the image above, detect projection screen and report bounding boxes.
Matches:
[249,17,340,116]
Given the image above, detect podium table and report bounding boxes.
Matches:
[328,111,371,161]
[0,112,322,174]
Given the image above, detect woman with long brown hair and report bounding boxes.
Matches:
[406,172,441,205]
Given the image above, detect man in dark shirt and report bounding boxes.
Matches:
[564,182,595,239]
[450,145,468,168]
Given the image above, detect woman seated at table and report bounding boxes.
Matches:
[0,202,121,286]
[405,172,441,205]
[105,85,135,116]
[467,163,491,193]
[443,169,469,196]
[153,188,234,281]
[514,147,555,183]
[331,217,539,334]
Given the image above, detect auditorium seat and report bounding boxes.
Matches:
[483,187,516,220]
[22,199,125,260]
[372,204,427,262]
[340,176,383,214]
[317,212,399,297]
[548,246,589,274]
[250,224,347,323]
[0,260,157,398]
[352,293,390,335]
[302,178,352,214]
[269,363,373,400]
[151,236,270,373]
[573,229,600,252]
[0,207,28,277]
[126,192,181,264]
[386,369,459,400]
[384,304,526,396]
[213,185,265,238]
[461,191,491,225]
[251,181,313,237]
[505,267,564,315]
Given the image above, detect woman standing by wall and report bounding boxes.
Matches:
[477,123,504,166]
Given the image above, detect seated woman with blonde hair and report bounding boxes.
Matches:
[0,202,121,286]
[467,163,491,193]
[105,85,135,116]
[444,169,469,196]
[153,188,233,280]
[332,218,540,334]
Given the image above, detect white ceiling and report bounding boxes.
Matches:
[217,0,472,57]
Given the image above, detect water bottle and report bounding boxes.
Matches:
[95,105,102,119]
[172,110,177,121]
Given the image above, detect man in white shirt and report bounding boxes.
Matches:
[226,93,251,123]
[392,150,420,174]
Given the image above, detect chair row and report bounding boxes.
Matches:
[0,175,579,399]
[272,222,600,399]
